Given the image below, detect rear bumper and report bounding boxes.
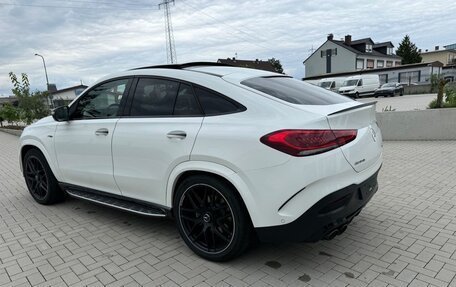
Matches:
[255,166,380,243]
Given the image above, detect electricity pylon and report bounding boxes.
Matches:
[159,0,177,64]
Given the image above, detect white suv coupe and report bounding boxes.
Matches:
[20,63,382,261]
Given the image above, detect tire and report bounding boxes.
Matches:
[23,149,65,205]
[354,92,359,99]
[173,174,252,261]
[374,95,378,98]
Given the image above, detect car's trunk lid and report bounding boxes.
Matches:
[294,102,382,172]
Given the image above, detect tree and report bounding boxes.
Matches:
[396,35,422,64]
[9,72,49,124]
[268,58,284,74]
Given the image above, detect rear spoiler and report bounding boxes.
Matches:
[328,101,377,116]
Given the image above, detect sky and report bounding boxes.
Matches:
[0,0,455,96]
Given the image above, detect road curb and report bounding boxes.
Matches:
[0,128,22,137]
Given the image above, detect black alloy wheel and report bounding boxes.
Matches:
[24,155,48,200]
[179,184,235,254]
[174,175,252,261]
[23,149,64,205]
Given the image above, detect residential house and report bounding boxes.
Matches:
[420,46,456,66]
[420,45,456,82]
[217,58,277,72]
[303,61,443,86]
[303,34,402,77]
[51,84,88,107]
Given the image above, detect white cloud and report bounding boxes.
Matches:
[0,0,455,95]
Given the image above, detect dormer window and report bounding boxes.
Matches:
[365,44,373,52]
[387,47,394,55]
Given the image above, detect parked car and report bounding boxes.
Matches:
[374,83,404,98]
[338,75,380,98]
[19,62,383,261]
[319,77,346,93]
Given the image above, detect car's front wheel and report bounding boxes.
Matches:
[23,149,65,205]
[174,174,252,261]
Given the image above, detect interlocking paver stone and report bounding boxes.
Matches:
[1,131,456,286]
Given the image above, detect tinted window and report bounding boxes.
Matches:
[242,77,351,105]
[194,87,243,115]
[130,78,179,116]
[72,79,127,119]
[173,84,202,116]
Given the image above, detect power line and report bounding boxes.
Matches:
[180,0,264,43]
[0,2,157,10]
[39,0,149,6]
[179,0,267,44]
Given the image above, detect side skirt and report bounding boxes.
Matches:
[60,183,170,217]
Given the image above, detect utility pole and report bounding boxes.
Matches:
[159,0,177,64]
[35,53,53,109]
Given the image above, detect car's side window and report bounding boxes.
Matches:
[130,78,179,116]
[72,79,128,120]
[173,83,202,116]
[193,87,244,116]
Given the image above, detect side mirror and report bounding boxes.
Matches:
[52,106,69,122]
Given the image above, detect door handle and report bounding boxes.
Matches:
[95,128,109,136]
[167,130,186,139]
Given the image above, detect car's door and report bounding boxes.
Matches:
[112,77,204,204]
[54,78,132,194]
[357,79,365,94]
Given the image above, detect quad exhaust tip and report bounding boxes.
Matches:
[324,224,348,240]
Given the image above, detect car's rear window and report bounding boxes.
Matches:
[241,76,352,105]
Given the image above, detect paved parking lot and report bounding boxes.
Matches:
[357,94,436,112]
[1,131,456,286]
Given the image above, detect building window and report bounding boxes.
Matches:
[367,59,375,69]
[386,61,393,67]
[398,71,421,84]
[321,48,337,57]
[395,61,401,66]
[377,60,384,68]
[379,74,388,85]
[356,59,364,70]
[365,44,373,52]
[387,47,394,55]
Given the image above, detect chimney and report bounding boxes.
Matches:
[344,35,352,45]
[327,33,334,41]
[435,46,439,51]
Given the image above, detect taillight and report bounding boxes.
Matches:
[260,129,357,156]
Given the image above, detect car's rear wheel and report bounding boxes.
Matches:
[174,175,252,261]
[23,149,64,205]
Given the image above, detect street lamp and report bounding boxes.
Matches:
[34,53,49,90]
[34,53,52,108]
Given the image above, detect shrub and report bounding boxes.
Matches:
[445,84,456,106]
[0,103,20,125]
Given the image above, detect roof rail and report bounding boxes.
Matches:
[131,62,233,70]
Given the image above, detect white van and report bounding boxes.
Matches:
[318,77,346,92]
[338,75,380,98]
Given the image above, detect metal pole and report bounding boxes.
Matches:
[35,53,52,108]
[35,53,49,90]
